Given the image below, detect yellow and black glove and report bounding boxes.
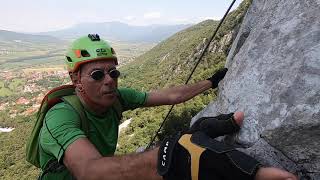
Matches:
[158,113,262,180]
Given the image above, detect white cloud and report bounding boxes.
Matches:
[124,16,135,21]
[143,12,161,19]
[170,18,191,24]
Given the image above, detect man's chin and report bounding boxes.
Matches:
[100,93,117,105]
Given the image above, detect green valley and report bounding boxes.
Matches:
[0,0,251,179]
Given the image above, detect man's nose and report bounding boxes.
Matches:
[103,73,115,84]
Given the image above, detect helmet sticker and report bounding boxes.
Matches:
[74,50,81,58]
[96,48,108,56]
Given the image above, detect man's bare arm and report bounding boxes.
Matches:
[144,68,228,107]
[63,124,297,180]
[63,138,162,180]
[145,80,212,107]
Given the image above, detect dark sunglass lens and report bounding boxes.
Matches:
[109,69,120,79]
[91,70,105,80]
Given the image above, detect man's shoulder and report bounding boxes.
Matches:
[116,87,148,109]
[49,101,77,112]
[117,87,133,93]
[41,101,83,140]
[117,87,145,95]
[45,101,80,123]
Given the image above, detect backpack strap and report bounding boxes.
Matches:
[61,95,90,136]
[39,95,89,179]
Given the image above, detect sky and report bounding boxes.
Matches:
[0,0,243,33]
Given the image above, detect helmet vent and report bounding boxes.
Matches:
[66,56,72,62]
[81,50,90,57]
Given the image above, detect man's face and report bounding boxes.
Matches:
[79,60,118,108]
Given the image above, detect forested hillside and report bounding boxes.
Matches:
[0,0,251,179]
[117,0,251,153]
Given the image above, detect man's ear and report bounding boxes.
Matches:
[69,70,85,94]
[75,83,84,93]
[69,71,79,85]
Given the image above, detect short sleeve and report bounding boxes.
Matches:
[39,102,86,162]
[117,88,148,111]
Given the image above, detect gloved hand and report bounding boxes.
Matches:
[158,112,262,180]
[207,68,228,89]
[188,113,240,139]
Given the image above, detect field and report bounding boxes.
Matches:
[0,39,154,71]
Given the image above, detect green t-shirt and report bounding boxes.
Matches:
[39,88,148,179]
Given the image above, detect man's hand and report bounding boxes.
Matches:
[255,167,298,180]
[189,112,243,139]
[207,68,228,89]
[157,111,298,180]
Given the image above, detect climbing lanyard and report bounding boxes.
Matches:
[146,0,237,149]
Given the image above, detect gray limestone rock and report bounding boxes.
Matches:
[192,0,320,179]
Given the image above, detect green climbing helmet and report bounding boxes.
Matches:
[65,34,118,72]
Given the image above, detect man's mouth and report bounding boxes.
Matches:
[102,89,116,95]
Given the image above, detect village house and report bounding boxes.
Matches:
[0,102,9,111]
[16,97,30,105]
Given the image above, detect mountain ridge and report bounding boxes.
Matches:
[0,30,64,44]
[36,21,192,43]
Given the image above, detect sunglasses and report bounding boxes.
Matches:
[89,68,120,81]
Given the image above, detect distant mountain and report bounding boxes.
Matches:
[37,21,192,43]
[119,0,252,91]
[119,20,220,89]
[0,30,63,44]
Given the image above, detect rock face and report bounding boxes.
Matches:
[191,0,320,179]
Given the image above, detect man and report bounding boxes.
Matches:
[39,34,297,180]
